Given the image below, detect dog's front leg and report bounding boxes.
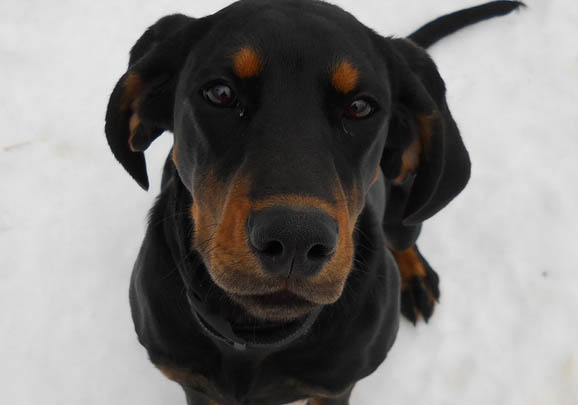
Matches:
[183,387,219,405]
[308,386,354,405]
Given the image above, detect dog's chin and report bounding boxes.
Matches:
[228,291,321,321]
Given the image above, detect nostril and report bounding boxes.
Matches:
[249,207,338,277]
[307,244,334,261]
[260,240,284,257]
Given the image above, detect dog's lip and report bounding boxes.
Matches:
[230,290,317,308]
[228,290,321,321]
[226,292,320,344]
[212,273,345,306]
[229,313,307,338]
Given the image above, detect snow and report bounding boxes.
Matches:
[0,0,576,404]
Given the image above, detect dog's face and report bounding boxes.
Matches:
[105,0,469,321]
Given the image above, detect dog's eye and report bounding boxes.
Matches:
[203,84,237,107]
[344,99,374,119]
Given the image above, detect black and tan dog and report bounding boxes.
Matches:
[105,1,523,404]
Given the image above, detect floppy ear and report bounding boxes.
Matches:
[105,14,199,190]
[380,38,470,226]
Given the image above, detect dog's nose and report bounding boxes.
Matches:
[248,207,338,278]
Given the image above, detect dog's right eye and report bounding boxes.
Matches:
[344,98,374,120]
[203,84,237,107]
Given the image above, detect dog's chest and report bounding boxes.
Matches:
[157,357,349,405]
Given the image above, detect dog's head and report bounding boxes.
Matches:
[105,0,469,321]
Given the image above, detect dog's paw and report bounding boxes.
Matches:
[392,246,440,324]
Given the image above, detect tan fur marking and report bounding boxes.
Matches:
[233,47,261,78]
[171,146,178,164]
[121,72,142,112]
[289,379,353,401]
[156,365,220,404]
[121,72,144,151]
[190,172,363,319]
[370,167,381,186]
[210,177,262,288]
[392,113,436,184]
[332,60,359,94]
[190,171,227,255]
[417,113,436,153]
[157,365,210,389]
[392,246,426,290]
[393,136,421,184]
[191,174,268,296]
[127,113,140,152]
[310,399,349,405]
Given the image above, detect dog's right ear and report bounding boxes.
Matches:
[105,14,202,190]
[379,38,470,226]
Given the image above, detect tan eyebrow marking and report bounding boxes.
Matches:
[331,60,359,94]
[233,47,262,79]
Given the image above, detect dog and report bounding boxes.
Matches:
[104,1,523,404]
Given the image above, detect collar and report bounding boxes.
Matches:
[187,288,322,351]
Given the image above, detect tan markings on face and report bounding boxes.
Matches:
[391,246,426,290]
[232,47,261,79]
[393,113,436,184]
[210,176,266,291]
[331,60,359,94]
[191,172,365,316]
[190,171,228,254]
[191,173,274,295]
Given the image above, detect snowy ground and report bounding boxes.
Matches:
[1,0,577,404]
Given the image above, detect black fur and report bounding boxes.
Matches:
[104,1,523,404]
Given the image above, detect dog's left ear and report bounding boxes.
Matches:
[379,38,471,225]
[105,14,205,190]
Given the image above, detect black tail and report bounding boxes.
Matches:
[409,1,525,49]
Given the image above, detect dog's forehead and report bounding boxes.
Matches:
[199,0,375,77]
[213,0,367,37]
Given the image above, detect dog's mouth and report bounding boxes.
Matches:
[228,309,315,346]
[186,287,322,350]
[228,290,321,321]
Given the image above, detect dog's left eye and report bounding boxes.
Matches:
[344,99,374,119]
[203,83,237,107]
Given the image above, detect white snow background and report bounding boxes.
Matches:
[1,0,577,404]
